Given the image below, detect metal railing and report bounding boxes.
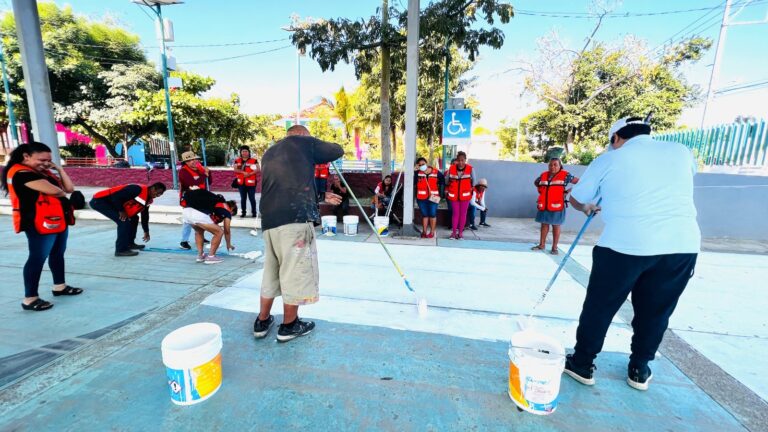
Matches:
[63,157,130,167]
[335,159,403,172]
[655,119,767,167]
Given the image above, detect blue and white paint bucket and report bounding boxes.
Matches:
[161,322,223,406]
[508,329,565,415]
[343,215,359,236]
[321,215,337,236]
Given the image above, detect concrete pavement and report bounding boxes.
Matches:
[0,215,766,431]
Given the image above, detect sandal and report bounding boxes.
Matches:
[530,245,545,251]
[21,298,53,311]
[52,285,84,296]
[550,249,559,255]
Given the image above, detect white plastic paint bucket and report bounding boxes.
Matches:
[321,215,337,236]
[508,329,565,415]
[161,322,223,406]
[343,215,359,236]
[374,216,389,237]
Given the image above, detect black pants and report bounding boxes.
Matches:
[89,198,132,253]
[238,185,257,215]
[332,199,349,221]
[572,246,697,368]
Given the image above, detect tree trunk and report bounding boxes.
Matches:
[391,124,397,163]
[380,0,392,177]
[565,128,574,155]
[427,131,434,164]
[75,118,118,157]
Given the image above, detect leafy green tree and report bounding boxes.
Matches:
[516,21,711,162]
[0,3,146,131]
[291,0,513,174]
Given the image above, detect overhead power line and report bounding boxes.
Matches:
[177,45,293,65]
[514,0,767,19]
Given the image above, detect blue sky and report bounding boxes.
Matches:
[5,1,768,128]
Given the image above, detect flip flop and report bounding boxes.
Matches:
[52,285,84,296]
[550,249,559,255]
[530,245,545,251]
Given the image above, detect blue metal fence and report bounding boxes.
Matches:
[654,119,768,167]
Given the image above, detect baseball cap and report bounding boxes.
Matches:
[608,116,648,142]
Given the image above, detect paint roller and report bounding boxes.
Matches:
[330,161,428,316]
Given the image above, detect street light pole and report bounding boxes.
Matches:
[0,42,19,146]
[441,38,450,171]
[155,5,179,189]
[296,48,301,125]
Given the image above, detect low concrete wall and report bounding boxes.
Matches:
[470,160,768,241]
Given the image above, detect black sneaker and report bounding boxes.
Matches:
[469,225,478,231]
[627,364,653,391]
[180,241,192,250]
[563,354,596,386]
[253,315,274,339]
[203,238,210,244]
[129,243,146,250]
[240,213,246,218]
[115,250,139,257]
[276,318,315,343]
[479,222,491,227]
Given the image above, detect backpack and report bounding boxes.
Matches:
[182,189,225,214]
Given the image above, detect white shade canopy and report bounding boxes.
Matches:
[131,0,184,6]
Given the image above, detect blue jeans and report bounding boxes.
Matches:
[24,228,68,298]
[89,198,133,252]
[466,206,487,226]
[417,199,438,218]
[181,222,192,242]
[239,185,257,215]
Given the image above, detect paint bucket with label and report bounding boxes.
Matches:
[343,215,359,236]
[508,329,564,415]
[321,215,337,236]
[374,216,389,237]
[161,322,223,406]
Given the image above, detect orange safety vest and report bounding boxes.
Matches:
[474,187,485,205]
[314,163,330,179]
[210,202,232,224]
[93,184,152,218]
[416,168,440,200]
[7,165,73,234]
[234,157,258,186]
[446,164,473,202]
[536,170,569,212]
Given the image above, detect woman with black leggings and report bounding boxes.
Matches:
[1,142,82,311]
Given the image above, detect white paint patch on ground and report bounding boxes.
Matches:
[202,241,635,352]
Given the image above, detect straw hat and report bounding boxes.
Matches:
[181,151,200,162]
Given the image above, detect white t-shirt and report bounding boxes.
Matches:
[570,135,701,256]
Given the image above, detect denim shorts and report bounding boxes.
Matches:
[417,199,438,218]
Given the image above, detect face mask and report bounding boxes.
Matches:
[418,165,427,172]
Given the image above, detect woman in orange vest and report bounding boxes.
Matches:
[1,142,80,312]
[181,189,237,265]
[532,157,579,255]
[445,151,474,240]
[414,157,444,238]
[233,145,260,217]
[372,174,394,213]
[179,151,211,250]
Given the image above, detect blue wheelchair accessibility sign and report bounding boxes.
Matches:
[443,109,472,139]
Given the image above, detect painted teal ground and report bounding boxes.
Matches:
[0,306,746,432]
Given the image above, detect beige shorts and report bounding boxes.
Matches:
[261,222,319,305]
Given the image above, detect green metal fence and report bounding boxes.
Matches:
[654,119,768,167]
